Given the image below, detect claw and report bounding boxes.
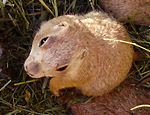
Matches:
[52,90,60,96]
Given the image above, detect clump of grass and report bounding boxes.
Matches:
[0,0,150,114]
[126,23,150,87]
[0,0,94,114]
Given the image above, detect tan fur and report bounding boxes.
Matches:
[24,11,133,96]
[98,0,150,26]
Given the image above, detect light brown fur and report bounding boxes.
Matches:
[24,11,133,96]
[98,0,150,26]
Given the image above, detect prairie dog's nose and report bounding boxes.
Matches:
[25,62,41,77]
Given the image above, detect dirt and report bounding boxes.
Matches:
[67,79,150,115]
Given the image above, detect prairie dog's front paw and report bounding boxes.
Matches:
[51,89,60,96]
[49,79,60,96]
[50,85,60,96]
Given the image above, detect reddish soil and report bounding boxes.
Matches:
[67,79,150,115]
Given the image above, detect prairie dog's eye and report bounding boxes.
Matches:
[39,37,48,47]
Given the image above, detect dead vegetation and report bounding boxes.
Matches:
[0,0,150,114]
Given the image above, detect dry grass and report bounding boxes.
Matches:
[0,0,150,114]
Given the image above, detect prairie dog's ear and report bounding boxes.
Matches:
[58,21,69,27]
[54,21,70,30]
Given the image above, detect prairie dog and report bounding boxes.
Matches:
[24,11,134,96]
[98,0,150,26]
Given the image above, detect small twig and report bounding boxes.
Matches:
[39,0,55,17]
[0,97,13,107]
[84,96,94,104]
[104,39,150,53]
[16,105,49,115]
[123,11,141,24]
[0,80,11,91]
[130,104,150,110]
[64,0,76,14]
[14,79,39,86]
[25,0,34,7]
[42,77,49,93]
[137,71,150,87]
[0,0,5,17]
[53,0,58,17]
[12,0,29,26]
[89,0,95,10]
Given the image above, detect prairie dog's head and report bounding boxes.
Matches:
[24,19,88,78]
